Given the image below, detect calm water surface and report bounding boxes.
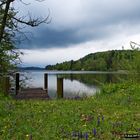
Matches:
[21,70,128,99]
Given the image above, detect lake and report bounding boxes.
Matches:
[20,70,128,99]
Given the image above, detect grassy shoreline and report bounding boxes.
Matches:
[0,82,140,139]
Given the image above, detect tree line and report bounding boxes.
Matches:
[45,50,140,71]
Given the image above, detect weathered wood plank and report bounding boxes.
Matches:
[15,88,49,100]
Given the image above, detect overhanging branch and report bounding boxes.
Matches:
[12,10,51,27]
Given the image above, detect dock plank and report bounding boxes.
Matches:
[15,88,49,100]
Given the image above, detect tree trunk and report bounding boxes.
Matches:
[0,0,11,43]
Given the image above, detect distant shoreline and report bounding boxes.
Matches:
[18,67,45,71]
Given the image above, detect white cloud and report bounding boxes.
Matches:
[14,0,140,30]
[20,33,140,67]
[13,0,140,66]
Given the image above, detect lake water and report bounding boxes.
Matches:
[20,70,128,99]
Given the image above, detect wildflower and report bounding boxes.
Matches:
[81,114,93,122]
[85,132,88,140]
[93,128,97,136]
[97,116,100,126]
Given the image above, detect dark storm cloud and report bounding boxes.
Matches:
[19,26,110,49]
[20,28,86,49]
[17,0,140,49]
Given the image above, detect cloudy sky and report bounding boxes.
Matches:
[13,0,140,67]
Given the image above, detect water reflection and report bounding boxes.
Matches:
[22,70,129,99]
[62,73,129,86]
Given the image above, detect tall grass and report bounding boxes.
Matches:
[0,82,140,139]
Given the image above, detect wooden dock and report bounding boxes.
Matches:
[2,73,64,100]
[14,88,49,100]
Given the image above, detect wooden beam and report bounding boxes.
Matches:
[57,77,63,98]
[15,73,19,95]
[44,73,48,91]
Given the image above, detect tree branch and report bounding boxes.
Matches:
[12,10,51,27]
[0,1,6,7]
[130,41,140,50]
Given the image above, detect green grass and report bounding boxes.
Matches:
[0,82,140,140]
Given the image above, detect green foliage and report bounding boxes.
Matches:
[128,49,140,74]
[0,42,21,73]
[0,82,140,139]
[46,50,140,71]
[0,1,21,74]
[0,0,48,74]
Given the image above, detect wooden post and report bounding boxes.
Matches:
[2,76,10,95]
[57,77,63,98]
[44,73,48,91]
[16,73,19,95]
[5,76,10,95]
[0,77,2,90]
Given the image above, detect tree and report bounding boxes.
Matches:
[0,0,50,74]
[129,41,140,74]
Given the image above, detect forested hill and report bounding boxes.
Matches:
[45,50,139,71]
